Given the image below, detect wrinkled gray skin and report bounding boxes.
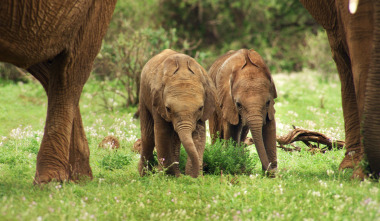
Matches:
[138,49,216,178]
[301,0,380,177]
[209,49,277,174]
[0,0,117,184]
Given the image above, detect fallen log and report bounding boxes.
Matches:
[276,126,345,153]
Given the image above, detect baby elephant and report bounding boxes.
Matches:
[138,49,216,178]
[209,49,277,173]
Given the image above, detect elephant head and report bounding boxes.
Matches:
[216,49,277,172]
[151,53,216,177]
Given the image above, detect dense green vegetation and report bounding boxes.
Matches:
[1,72,379,220]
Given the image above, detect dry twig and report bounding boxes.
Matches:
[276,125,345,153]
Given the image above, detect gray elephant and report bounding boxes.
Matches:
[138,49,217,178]
[0,0,117,184]
[209,49,277,174]
[300,0,380,177]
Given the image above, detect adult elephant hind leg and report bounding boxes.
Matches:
[33,53,80,184]
[68,105,93,181]
[28,61,93,183]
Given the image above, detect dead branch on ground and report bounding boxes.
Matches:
[276,125,345,153]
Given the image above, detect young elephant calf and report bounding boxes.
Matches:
[138,49,216,178]
[209,49,278,174]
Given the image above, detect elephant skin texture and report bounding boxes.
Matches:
[300,0,380,178]
[208,49,277,174]
[138,49,217,178]
[0,0,117,184]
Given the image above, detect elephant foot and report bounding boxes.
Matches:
[263,168,277,178]
[138,159,151,176]
[33,169,69,185]
[69,161,93,183]
[339,149,363,170]
[351,167,366,180]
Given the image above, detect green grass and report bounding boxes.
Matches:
[0,71,379,220]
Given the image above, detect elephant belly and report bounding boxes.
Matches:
[0,0,91,68]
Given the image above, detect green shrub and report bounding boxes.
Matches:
[100,151,133,170]
[93,27,182,109]
[203,139,257,175]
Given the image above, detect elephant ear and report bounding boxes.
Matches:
[216,53,246,125]
[246,49,277,121]
[188,59,217,122]
[247,49,277,99]
[152,57,179,122]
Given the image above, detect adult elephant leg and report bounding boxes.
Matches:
[325,30,363,171]
[336,0,373,177]
[32,51,81,184]
[186,121,206,176]
[68,105,92,181]
[64,0,116,181]
[29,62,92,182]
[363,0,380,177]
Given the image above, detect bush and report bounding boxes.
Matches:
[142,140,257,176]
[93,27,182,109]
[100,151,133,170]
[203,139,257,175]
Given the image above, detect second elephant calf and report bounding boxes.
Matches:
[138,49,217,178]
[208,49,278,174]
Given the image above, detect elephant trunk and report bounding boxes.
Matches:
[247,116,271,171]
[177,125,200,178]
[363,0,380,176]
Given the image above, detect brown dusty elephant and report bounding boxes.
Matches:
[0,0,117,184]
[300,0,380,177]
[208,49,277,174]
[138,49,216,178]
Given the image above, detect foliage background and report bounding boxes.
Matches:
[0,0,336,109]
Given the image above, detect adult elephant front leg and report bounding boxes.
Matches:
[363,0,380,177]
[326,32,363,171]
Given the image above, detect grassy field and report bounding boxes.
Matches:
[0,71,379,220]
